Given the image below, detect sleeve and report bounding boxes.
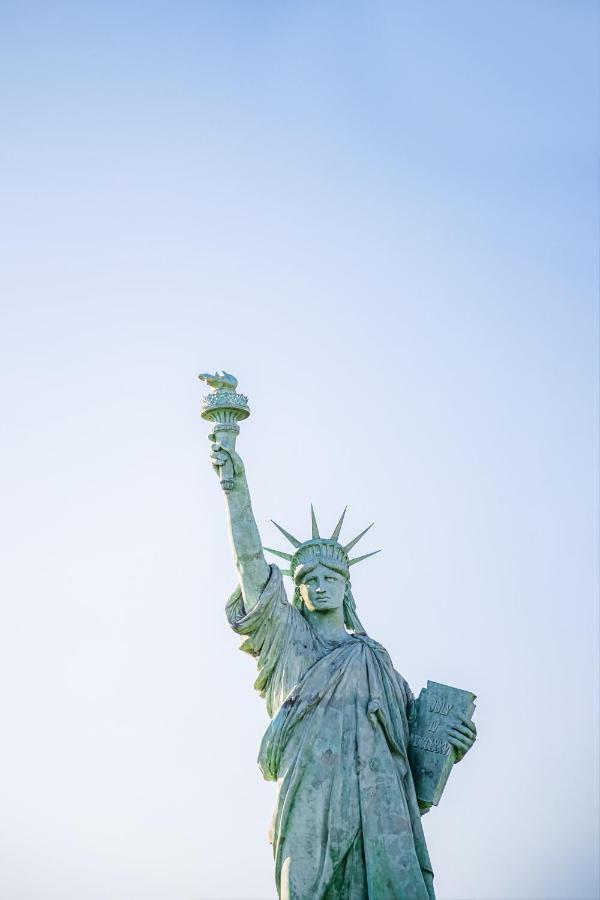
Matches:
[225,565,316,718]
[405,681,416,722]
[387,665,414,713]
[399,676,432,819]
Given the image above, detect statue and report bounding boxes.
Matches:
[200,372,477,900]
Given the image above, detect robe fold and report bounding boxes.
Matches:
[226,565,435,900]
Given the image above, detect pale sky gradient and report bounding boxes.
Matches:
[0,3,598,899]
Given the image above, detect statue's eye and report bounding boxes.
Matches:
[325,577,336,582]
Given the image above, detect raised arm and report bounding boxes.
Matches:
[209,440,270,612]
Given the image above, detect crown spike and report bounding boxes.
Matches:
[330,506,347,542]
[310,504,320,539]
[263,547,293,562]
[271,520,302,548]
[343,523,374,553]
[349,550,381,567]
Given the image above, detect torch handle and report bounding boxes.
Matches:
[210,423,239,494]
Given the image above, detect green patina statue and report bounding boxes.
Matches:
[199,372,477,900]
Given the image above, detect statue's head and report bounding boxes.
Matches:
[294,559,347,612]
[264,506,379,634]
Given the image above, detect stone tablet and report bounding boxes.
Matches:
[408,680,477,808]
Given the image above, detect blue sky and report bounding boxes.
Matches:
[1,3,598,899]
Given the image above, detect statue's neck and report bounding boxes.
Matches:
[304,606,350,642]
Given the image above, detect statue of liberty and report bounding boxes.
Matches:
[200,373,477,900]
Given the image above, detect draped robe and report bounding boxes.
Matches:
[226,565,435,900]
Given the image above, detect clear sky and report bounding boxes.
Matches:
[0,2,598,899]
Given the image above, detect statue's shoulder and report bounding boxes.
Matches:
[355,633,390,656]
[356,635,406,677]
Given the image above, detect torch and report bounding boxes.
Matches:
[198,371,250,493]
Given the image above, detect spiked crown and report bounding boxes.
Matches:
[264,506,380,582]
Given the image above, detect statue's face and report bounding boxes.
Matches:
[298,563,346,613]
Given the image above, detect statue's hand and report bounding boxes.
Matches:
[209,440,246,488]
[447,717,477,762]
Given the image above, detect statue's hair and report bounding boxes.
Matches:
[292,559,366,635]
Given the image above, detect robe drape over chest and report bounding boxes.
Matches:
[226,565,435,900]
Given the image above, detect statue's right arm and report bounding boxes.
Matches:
[209,440,270,613]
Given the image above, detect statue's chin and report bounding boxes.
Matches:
[310,600,343,612]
